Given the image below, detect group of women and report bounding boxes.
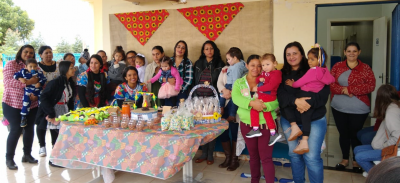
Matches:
[3,39,400,183]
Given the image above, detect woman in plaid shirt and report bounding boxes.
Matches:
[2,45,39,170]
[160,40,193,106]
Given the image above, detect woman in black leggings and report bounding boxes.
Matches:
[3,45,38,170]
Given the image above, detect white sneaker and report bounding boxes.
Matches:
[363,171,368,178]
[39,147,47,157]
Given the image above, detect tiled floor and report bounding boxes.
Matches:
[0,123,366,183]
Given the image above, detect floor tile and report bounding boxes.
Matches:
[352,172,366,183]
[202,157,244,175]
[44,168,93,182]
[324,169,352,183]
[6,172,39,183]
[113,171,155,183]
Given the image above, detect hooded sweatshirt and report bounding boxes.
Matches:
[135,53,147,83]
[292,66,335,93]
[108,60,127,82]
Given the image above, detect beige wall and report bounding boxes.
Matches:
[85,0,384,61]
[108,1,272,63]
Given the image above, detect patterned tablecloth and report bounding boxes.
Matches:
[50,120,228,180]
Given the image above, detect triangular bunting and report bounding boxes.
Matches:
[177,2,244,41]
[115,10,170,45]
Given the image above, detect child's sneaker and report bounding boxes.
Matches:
[288,124,303,141]
[20,117,27,127]
[293,139,309,154]
[246,128,262,138]
[268,134,282,146]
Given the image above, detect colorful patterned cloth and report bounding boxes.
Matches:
[177,3,244,41]
[50,120,228,180]
[115,10,170,45]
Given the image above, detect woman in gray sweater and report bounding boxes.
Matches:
[354,84,400,175]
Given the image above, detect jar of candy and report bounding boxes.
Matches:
[128,119,137,130]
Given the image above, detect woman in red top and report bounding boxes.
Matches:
[330,42,376,173]
[2,45,39,170]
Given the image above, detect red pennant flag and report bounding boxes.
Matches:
[115,10,170,46]
[177,3,244,41]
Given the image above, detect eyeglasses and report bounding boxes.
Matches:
[127,57,135,60]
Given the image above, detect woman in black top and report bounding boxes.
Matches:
[75,54,110,108]
[277,41,330,183]
[193,40,225,165]
[35,61,76,167]
[36,46,61,159]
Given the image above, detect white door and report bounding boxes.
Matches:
[371,16,387,125]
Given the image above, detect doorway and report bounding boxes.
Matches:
[316,2,398,170]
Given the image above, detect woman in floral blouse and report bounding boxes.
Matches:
[112,66,148,108]
[75,54,110,109]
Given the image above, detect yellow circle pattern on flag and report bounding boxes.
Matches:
[114,9,170,46]
[177,2,244,41]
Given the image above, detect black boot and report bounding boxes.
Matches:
[22,154,38,164]
[49,161,64,168]
[207,139,217,165]
[20,117,27,127]
[6,160,18,170]
[227,141,240,171]
[219,141,231,168]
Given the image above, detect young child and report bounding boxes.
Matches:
[135,53,147,83]
[148,56,183,107]
[247,54,282,142]
[108,46,127,84]
[78,56,88,75]
[14,58,47,127]
[219,48,248,122]
[285,44,335,154]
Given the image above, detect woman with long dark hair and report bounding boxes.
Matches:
[35,61,76,167]
[193,40,225,165]
[75,54,109,108]
[3,45,38,170]
[163,40,193,106]
[354,84,400,176]
[277,41,330,183]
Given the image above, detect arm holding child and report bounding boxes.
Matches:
[149,69,163,84]
[170,67,183,91]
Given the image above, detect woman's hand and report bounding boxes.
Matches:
[342,87,354,97]
[221,88,231,99]
[167,78,176,85]
[250,100,266,112]
[295,97,311,113]
[29,94,38,102]
[285,79,294,87]
[46,116,60,125]
[25,76,39,85]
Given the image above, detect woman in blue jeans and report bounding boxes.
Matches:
[355,84,400,174]
[277,42,330,183]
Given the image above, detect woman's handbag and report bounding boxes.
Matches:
[381,130,400,161]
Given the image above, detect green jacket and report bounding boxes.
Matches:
[232,75,279,126]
